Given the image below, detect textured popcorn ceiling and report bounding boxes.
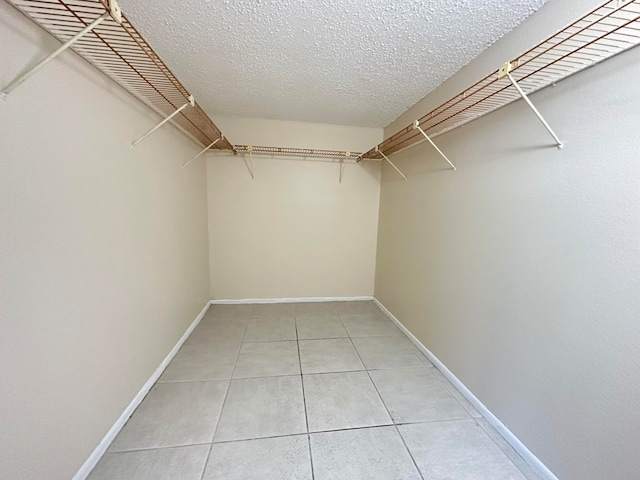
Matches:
[119,0,548,128]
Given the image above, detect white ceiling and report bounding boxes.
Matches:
[120,0,548,128]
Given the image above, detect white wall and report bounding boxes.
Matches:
[0,4,210,479]
[207,116,382,299]
[375,1,640,479]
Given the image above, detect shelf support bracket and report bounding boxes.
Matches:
[339,151,350,183]
[182,135,223,168]
[242,146,255,179]
[376,146,407,180]
[412,121,456,170]
[132,95,195,147]
[499,62,563,149]
[1,0,122,99]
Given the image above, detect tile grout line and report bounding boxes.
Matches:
[294,315,316,480]
[343,304,426,480]
[197,311,250,480]
[472,418,540,480]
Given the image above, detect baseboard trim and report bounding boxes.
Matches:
[372,298,559,480]
[210,296,374,304]
[72,301,212,480]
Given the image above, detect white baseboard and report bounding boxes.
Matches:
[210,295,374,304]
[372,298,558,480]
[72,301,212,480]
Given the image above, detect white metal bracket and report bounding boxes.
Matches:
[499,61,563,149]
[339,151,350,183]
[182,135,223,168]
[131,95,195,147]
[242,146,255,179]
[376,146,407,180]
[1,0,122,99]
[412,121,456,170]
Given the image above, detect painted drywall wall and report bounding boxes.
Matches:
[207,116,382,299]
[375,1,640,479]
[0,4,210,479]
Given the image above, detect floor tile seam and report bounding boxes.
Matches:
[344,335,394,426]
[241,339,299,345]
[471,418,537,479]
[239,338,298,344]
[396,418,533,480]
[106,442,212,455]
[429,372,479,417]
[212,423,397,444]
[200,323,248,480]
[295,319,315,480]
[295,321,310,434]
[208,419,486,446]
[307,432,315,480]
[296,335,350,341]
[211,431,310,445]
[156,378,235,384]
[345,332,424,480]
[393,424,426,480]
[301,366,367,375]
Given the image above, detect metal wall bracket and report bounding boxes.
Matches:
[242,146,255,179]
[412,121,456,170]
[1,0,122,99]
[183,135,223,168]
[132,95,195,147]
[339,151,350,183]
[375,146,407,180]
[499,62,563,149]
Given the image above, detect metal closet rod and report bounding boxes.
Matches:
[359,0,640,163]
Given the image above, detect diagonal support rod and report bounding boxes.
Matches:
[242,146,255,179]
[182,136,223,168]
[376,147,407,180]
[132,95,195,147]
[413,121,456,170]
[2,11,115,98]
[507,72,563,149]
[339,151,350,184]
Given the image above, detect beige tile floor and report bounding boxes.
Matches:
[89,301,541,480]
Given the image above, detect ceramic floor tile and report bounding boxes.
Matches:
[158,343,239,383]
[310,426,422,480]
[185,319,246,346]
[295,315,347,339]
[205,304,253,320]
[89,445,209,480]
[475,418,543,480]
[299,338,364,374]
[233,341,300,378]
[243,318,297,342]
[430,368,483,418]
[293,302,337,317]
[369,367,469,423]
[214,376,306,442]
[110,381,228,451]
[203,435,312,480]
[352,336,424,370]
[330,301,378,315]
[341,313,401,337]
[399,420,526,480]
[250,303,295,319]
[303,371,391,432]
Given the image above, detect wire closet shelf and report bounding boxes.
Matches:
[359,0,640,161]
[233,145,363,162]
[6,0,234,151]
